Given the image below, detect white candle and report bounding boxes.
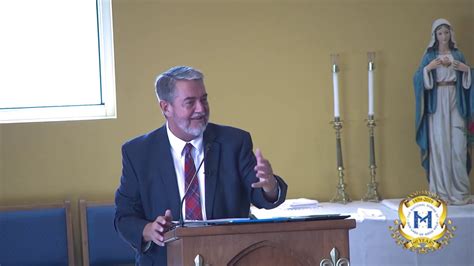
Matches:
[368,69,374,116]
[331,54,340,118]
[367,52,375,116]
[333,70,340,117]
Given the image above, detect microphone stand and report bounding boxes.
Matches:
[178,144,210,227]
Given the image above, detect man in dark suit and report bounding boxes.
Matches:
[115,66,288,265]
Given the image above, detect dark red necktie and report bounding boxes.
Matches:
[183,143,203,220]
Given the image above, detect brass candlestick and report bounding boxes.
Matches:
[331,117,351,204]
[362,115,381,202]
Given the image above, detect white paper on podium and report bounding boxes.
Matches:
[251,198,322,219]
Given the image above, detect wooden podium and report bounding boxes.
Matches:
[165,219,356,266]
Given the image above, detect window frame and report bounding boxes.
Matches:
[0,0,116,124]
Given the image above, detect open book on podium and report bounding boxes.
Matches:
[250,198,341,219]
[178,214,349,227]
[173,198,348,228]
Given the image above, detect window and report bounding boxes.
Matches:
[0,0,116,123]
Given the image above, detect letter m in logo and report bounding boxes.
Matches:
[414,211,432,228]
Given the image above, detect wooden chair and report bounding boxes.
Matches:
[0,201,75,266]
[79,199,135,266]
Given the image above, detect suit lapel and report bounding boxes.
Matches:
[204,124,220,219]
[155,126,181,217]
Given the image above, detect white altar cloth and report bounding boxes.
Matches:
[251,199,474,266]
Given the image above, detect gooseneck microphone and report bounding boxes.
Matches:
[178,143,210,227]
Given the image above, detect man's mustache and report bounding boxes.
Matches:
[191,112,207,119]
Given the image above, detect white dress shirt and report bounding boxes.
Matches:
[166,124,207,220]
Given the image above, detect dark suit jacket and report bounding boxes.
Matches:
[115,123,288,265]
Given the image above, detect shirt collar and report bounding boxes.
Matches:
[166,122,203,156]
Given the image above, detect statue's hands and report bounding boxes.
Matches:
[441,56,452,67]
[426,58,442,71]
[453,60,470,72]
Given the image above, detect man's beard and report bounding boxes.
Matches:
[177,115,208,138]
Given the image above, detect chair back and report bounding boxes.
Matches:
[0,201,75,266]
[79,199,135,266]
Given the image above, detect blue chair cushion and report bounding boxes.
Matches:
[86,205,135,265]
[0,208,70,266]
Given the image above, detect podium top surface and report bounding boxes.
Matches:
[164,218,355,242]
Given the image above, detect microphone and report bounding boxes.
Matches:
[178,143,211,227]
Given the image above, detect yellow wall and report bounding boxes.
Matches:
[0,0,473,264]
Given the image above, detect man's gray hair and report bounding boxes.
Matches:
[155,66,204,102]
